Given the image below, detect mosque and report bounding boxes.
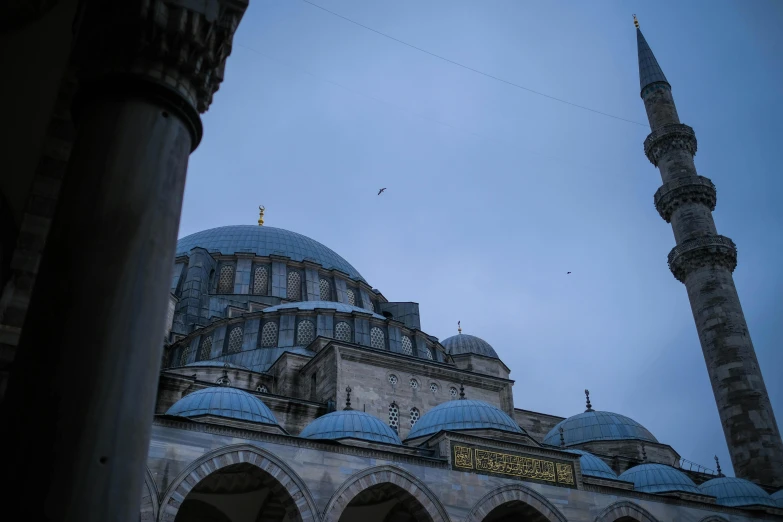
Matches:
[139,21,783,522]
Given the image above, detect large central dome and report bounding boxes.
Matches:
[176,225,365,281]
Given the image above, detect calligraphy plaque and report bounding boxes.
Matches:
[451,443,577,489]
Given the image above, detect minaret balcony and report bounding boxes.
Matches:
[667,235,737,283]
[644,123,697,166]
[654,176,717,222]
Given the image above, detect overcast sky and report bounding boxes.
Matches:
[178,0,783,476]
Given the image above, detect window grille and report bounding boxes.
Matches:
[370,327,385,349]
[198,336,213,361]
[287,271,301,300]
[227,326,243,353]
[319,278,331,300]
[217,265,235,293]
[253,266,268,295]
[297,320,315,345]
[335,321,351,342]
[260,322,278,347]
[401,336,413,356]
[389,403,399,430]
[410,407,420,427]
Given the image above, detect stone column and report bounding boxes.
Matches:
[643,81,783,486]
[0,1,248,520]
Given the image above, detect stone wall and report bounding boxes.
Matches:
[514,409,564,443]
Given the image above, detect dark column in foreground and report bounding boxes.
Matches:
[0,1,248,520]
[635,18,783,487]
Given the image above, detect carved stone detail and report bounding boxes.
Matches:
[654,176,717,222]
[644,124,697,166]
[668,235,737,283]
[72,0,248,119]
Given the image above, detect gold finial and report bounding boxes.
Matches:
[257,205,265,226]
[457,320,462,334]
[633,14,639,28]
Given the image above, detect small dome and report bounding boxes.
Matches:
[698,477,778,508]
[406,400,523,440]
[618,464,700,495]
[262,300,384,319]
[299,410,401,445]
[441,334,498,359]
[177,225,365,281]
[771,489,783,508]
[166,387,278,425]
[185,361,249,370]
[543,411,658,446]
[566,449,618,480]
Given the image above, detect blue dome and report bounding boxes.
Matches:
[406,400,524,440]
[771,489,783,508]
[543,411,658,446]
[166,387,278,425]
[618,464,700,495]
[299,410,401,445]
[441,334,498,359]
[177,226,364,281]
[698,477,777,508]
[566,449,618,480]
[263,301,384,319]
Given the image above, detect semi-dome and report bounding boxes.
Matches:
[441,333,498,359]
[771,489,783,508]
[566,449,618,480]
[618,464,701,495]
[262,300,384,319]
[165,387,278,426]
[698,477,778,508]
[176,225,364,281]
[299,410,401,445]
[406,399,524,440]
[544,410,658,447]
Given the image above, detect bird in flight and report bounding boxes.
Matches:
[567,271,571,274]
[378,188,387,195]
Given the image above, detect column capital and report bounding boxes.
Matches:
[667,235,737,283]
[654,175,716,222]
[644,123,697,166]
[72,0,249,148]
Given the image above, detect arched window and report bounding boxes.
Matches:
[319,278,330,300]
[252,265,268,295]
[365,299,375,312]
[260,322,278,348]
[401,335,413,356]
[287,271,301,300]
[334,321,351,342]
[226,326,243,353]
[197,335,213,361]
[217,265,235,294]
[410,407,420,427]
[179,345,191,366]
[256,384,268,393]
[389,403,399,431]
[370,327,385,349]
[426,347,434,360]
[346,288,356,306]
[297,320,315,345]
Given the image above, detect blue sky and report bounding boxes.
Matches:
[178,0,783,476]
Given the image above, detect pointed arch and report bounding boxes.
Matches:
[139,466,159,522]
[158,443,319,522]
[321,464,450,522]
[465,483,567,522]
[594,500,659,522]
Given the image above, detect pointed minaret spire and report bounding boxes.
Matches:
[635,17,669,94]
[584,389,594,412]
[635,22,783,487]
[714,456,724,477]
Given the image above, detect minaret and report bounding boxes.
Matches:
[635,16,783,487]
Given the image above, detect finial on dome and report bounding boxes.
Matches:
[258,205,265,226]
[458,320,462,334]
[345,386,352,410]
[714,455,723,477]
[585,389,593,412]
[633,14,639,28]
[559,426,565,448]
[459,383,466,400]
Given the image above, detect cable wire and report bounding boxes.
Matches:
[301,0,648,127]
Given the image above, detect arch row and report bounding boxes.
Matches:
[465,483,568,522]
[158,444,320,522]
[594,500,659,522]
